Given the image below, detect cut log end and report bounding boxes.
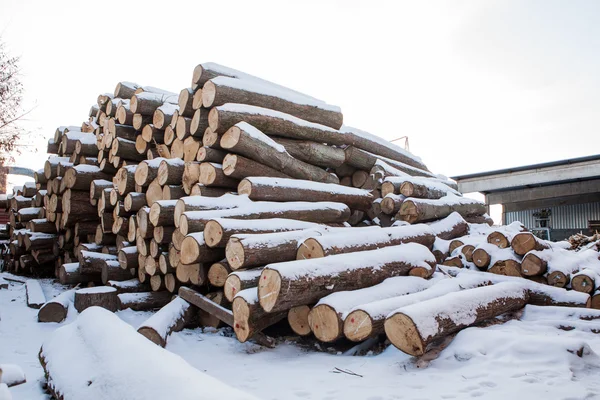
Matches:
[571,275,595,294]
[296,238,325,260]
[308,304,341,342]
[138,326,166,348]
[520,254,547,276]
[287,305,312,336]
[203,220,223,248]
[38,303,68,323]
[258,269,281,313]
[487,232,510,249]
[232,297,252,342]
[343,310,374,342]
[225,238,245,270]
[398,201,418,224]
[385,313,424,356]
[472,248,491,269]
[237,179,251,196]
[224,275,241,302]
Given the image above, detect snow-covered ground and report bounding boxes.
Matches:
[2,276,600,399]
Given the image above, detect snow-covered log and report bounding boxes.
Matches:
[220,122,338,183]
[296,224,435,261]
[344,146,434,178]
[272,137,345,168]
[426,212,469,240]
[0,364,26,387]
[179,201,350,235]
[74,287,119,313]
[204,218,319,248]
[511,232,551,256]
[398,195,486,224]
[232,288,287,342]
[25,279,46,309]
[108,279,151,293]
[222,153,291,180]
[157,158,185,186]
[198,162,239,188]
[38,289,75,323]
[381,194,405,215]
[137,296,197,347]
[399,176,460,199]
[238,177,374,211]
[309,276,435,342]
[179,232,225,264]
[78,251,117,274]
[134,158,166,187]
[58,262,98,285]
[224,269,263,302]
[64,165,111,191]
[571,269,598,294]
[101,259,132,284]
[384,282,529,356]
[258,243,436,313]
[207,260,231,287]
[118,291,172,311]
[203,76,343,129]
[173,194,251,228]
[39,307,259,400]
[130,91,178,115]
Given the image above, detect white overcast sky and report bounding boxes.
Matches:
[1,0,599,179]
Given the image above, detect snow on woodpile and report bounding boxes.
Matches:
[40,307,259,400]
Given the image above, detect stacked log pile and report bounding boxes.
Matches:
[4,62,598,359]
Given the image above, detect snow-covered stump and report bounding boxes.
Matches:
[384,282,529,356]
[137,296,197,347]
[38,289,75,323]
[0,364,26,387]
[204,218,319,248]
[309,276,435,342]
[397,195,487,224]
[39,307,260,400]
[220,122,339,184]
[258,243,436,313]
[232,288,287,343]
[179,201,350,235]
[427,212,470,240]
[224,269,262,302]
[296,224,435,260]
[288,305,312,336]
[25,280,46,309]
[74,287,119,313]
[118,291,172,311]
[238,177,374,211]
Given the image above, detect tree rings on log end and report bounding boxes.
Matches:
[258,269,282,313]
[343,310,374,342]
[288,305,312,336]
[384,313,424,356]
[296,238,325,260]
[308,304,341,342]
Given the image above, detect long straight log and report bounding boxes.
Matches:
[118,291,172,311]
[272,137,345,168]
[398,196,486,224]
[174,194,251,228]
[238,177,374,211]
[179,233,226,264]
[258,243,436,313]
[222,154,291,180]
[384,282,528,356]
[137,296,197,347]
[224,269,262,302]
[220,122,338,183]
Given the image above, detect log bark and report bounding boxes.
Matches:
[179,201,350,235]
[58,262,98,285]
[179,286,234,326]
[134,158,165,187]
[427,212,470,240]
[107,279,152,293]
[296,225,435,260]
[157,158,186,186]
[220,122,338,183]
[224,269,262,302]
[130,91,177,116]
[101,259,133,284]
[190,108,209,137]
[272,137,345,168]
[344,146,434,178]
[204,217,318,248]
[232,288,287,342]
[384,282,528,356]
[174,194,250,228]
[196,146,227,163]
[180,232,226,264]
[74,287,119,313]
[153,103,179,129]
[238,177,374,211]
[38,289,75,323]
[162,185,186,200]
[149,200,178,227]
[118,291,173,311]
[79,251,117,275]
[199,162,239,188]
[258,243,436,313]
[190,184,230,197]
[124,192,146,213]
[398,197,486,224]
[64,165,111,191]
[137,296,197,347]
[222,154,291,180]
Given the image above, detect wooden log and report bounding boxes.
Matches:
[145,180,164,206]
[79,251,117,274]
[190,108,209,137]
[204,217,318,248]
[58,262,97,285]
[310,276,434,342]
[258,243,436,313]
[135,158,165,187]
[190,184,230,197]
[157,158,186,186]
[149,200,177,227]
[207,260,231,287]
[111,138,145,162]
[64,165,111,191]
[162,185,185,201]
[114,81,141,98]
[101,259,132,284]
[272,137,345,168]
[130,91,177,115]
[180,201,350,235]
[400,178,460,199]
[106,279,150,294]
[221,122,338,183]
[199,162,239,188]
[118,291,172,311]
[238,177,373,211]
[296,224,435,261]
[137,296,197,347]
[74,287,119,312]
[123,192,146,213]
[26,279,46,309]
[153,103,179,129]
[345,146,434,178]
[133,113,153,130]
[202,127,222,149]
[118,246,139,270]
[28,218,57,234]
[179,286,234,326]
[38,289,75,323]
[384,282,528,356]
[196,146,226,163]
[24,233,57,251]
[427,212,470,241]
[175,115,193,140]
[174,194,250,227]
[398,196,486,224]
[232,288,287,342]
[288,305,312,336]
[150,275,165,291]
[180,233,226,264]
[224,269,262,302]
[222,154,291,180]
[571,269,597,294]
[511,232,551,256]
[183,137,202,162]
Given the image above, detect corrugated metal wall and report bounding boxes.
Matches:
[504,202,600,229]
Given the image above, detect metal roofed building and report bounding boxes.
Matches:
[451,154,600,241]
